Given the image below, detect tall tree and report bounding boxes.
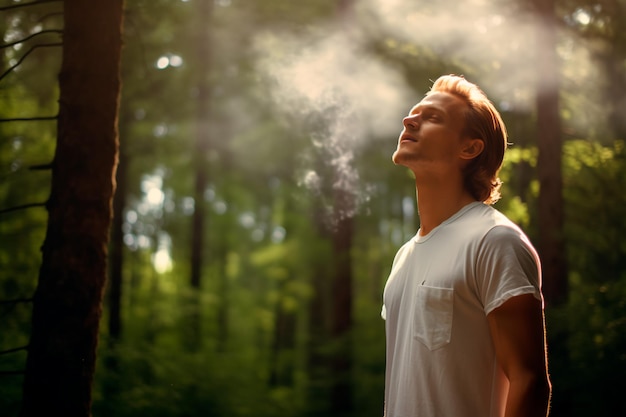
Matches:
[329,2,356,415]
[19,0,125,415]
[533,0,568,305]
[187,0,214,350]
[329,190,354,415]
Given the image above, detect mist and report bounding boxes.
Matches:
[252,0,600,216]
[254,25,413,220]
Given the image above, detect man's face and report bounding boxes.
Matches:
[392,92,470,174]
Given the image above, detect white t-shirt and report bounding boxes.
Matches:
[382,202,542,417]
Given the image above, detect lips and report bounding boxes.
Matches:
[400,134,417,143]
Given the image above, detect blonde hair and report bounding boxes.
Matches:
[428,74,508,205]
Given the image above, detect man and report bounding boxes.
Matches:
[381,74,551,417]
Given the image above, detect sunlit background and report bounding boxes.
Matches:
[1,0,625,416]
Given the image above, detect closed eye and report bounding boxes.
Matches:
[407,104,445,121]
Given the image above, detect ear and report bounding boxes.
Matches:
[459,138,484,160]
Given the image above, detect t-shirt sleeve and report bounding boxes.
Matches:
[475,225,542,314]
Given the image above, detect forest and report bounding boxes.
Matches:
[1,0,625,416]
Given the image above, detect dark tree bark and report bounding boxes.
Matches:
[533,0,568,306]
[19,0,124,415]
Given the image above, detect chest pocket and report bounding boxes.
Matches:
[414,285,454,350]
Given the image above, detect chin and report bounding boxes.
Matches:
[392,150,408,166]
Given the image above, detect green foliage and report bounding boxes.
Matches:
[545,139,626,416]
[563,140,626,282]
[93,341,303,417]
[498,146,538,229]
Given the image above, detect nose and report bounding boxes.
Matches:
[403,113,420,130]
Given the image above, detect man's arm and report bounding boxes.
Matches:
[487,293,552,417]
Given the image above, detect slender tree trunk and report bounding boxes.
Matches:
[268,193,297,386]
[269,279,297,387]
[188,0,214,350]
[215,242,229,351]
[215,152,232,353]
[330,191,354,415]
[307,194,332,416]
[19,0,124,415]
[306,178,356,417]
[329,1,355,414]
[534,0,568,306]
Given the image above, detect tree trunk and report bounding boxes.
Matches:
[307,194,332,416]
[214,152,234,353]
[187,0,214,350]
[329,1,355,414]
[534,0,568,306]
[19,0,124,416]
[329,192,354,415]
[268,192,298,386]
[269,279,297,387]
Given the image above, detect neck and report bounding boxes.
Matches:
[414,179,478,236]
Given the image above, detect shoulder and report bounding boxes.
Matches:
[471,205,541,268]
[466,204,528,242]
[454,203,524,242]
[477,221,541,279]
[480,212,536,256]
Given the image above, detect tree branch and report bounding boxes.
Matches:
[0,115,57,123]
[0,202,46,215]
[0,42,62,83]
[0,0,62,12]
[0,29,63,49]
[0,346,28,356]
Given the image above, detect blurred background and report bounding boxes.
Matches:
[1,0,625,416]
